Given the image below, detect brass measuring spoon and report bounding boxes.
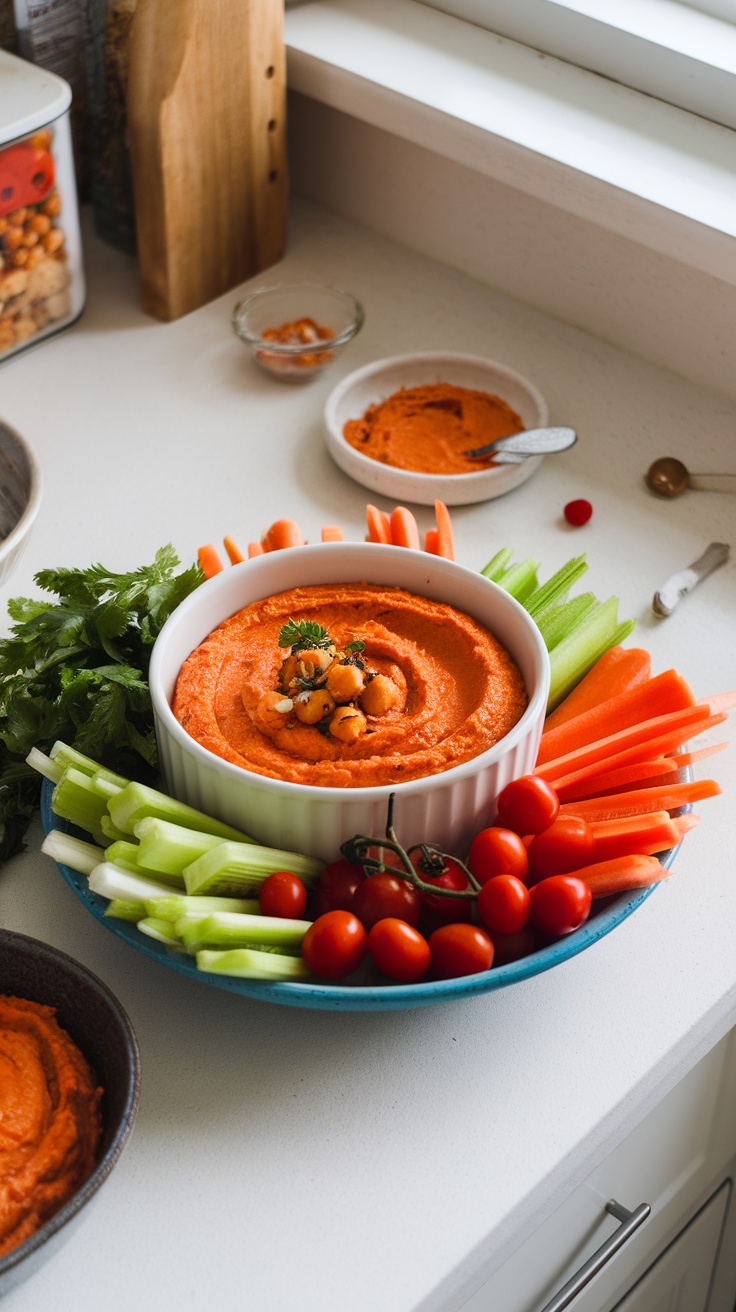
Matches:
[645,457,736,498]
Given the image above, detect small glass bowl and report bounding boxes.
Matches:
[232,282,364,381]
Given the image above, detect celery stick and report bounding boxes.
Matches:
[88,862,181,903]
[105,839,184,885]
[133,817,227,877]
[90,771,124,800]
[548,600,635,708]
[41,829,106,876]
[49,741,129,789]
[183,842,324,897]
[179,911,310,954]
[496,558,540,603]
[99,814,131,843]
[536,593,597,650]
[196,948,312,981]
[138,917,185,949]
[105,899,147,922]
[107,781,254,842]
[481,547,514,582]
[51,768,110,843]
[525,555,588,620]
[104,839,145,870]
[26,746,63,784]
[143,894,261,922]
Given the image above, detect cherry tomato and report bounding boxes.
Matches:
[527,815,595,882]
[428,923,494,979]
[367,918,430,983]
[351,872,422,931]
[564,499,593,526]
[468,827,529,885]
[301,910,367,978]
[312,857,366,917]
[529,875,592,938]
[409,847,473,926]
[496,776,560,835]
[259,870,307,919]
[477,875,531,935]
[489,925,537,967]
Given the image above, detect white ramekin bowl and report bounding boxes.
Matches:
[149,545,550,862]
[324,352,548,506]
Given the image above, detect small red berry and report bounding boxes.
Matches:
[564,499,593,526]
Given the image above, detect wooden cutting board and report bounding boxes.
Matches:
[126,0,287,321]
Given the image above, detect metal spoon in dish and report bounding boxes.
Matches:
[464,426,577,462]
[645,457,736,498]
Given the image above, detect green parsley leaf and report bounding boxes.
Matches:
[344,640,366,654]
[0,546,202,863]
[278,619,333,652]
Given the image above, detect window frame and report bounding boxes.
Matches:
[415,0,736,130]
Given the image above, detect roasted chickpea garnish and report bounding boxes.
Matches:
[360,673,399,717]
[256,690,294,727]
[294,689,335,724]
[326,660,365,704]
[329,705,367,743]
[296,647,335,681]
[270,618,387,744]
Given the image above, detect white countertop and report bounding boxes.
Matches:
[1,199,735,1312]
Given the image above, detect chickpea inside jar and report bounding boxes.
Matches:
[255,621,400,745]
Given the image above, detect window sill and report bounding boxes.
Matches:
[285,0,736,286]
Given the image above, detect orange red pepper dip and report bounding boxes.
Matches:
[0,994,103,1258]
[343,382,524,475]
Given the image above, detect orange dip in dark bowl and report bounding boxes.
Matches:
[0,994,103,1258]
[342,382,524,475]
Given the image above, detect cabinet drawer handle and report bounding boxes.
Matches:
[538,1199,651,1312]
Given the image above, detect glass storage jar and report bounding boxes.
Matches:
[0,49,85,363]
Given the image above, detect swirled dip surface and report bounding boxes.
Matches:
[342,383,524,474]
[0,995,103,1258]
[172,584,528,788]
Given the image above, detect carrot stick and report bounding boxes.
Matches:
[247,541,265,558]
[537,669,696,765]
[532,708,718,776]
[539,710,727,787]
[321,525,344,542]
[573,854,670,898]
[560,777,722,822]
[674,742,728,769]
[566,741,729,802]
[591,812,699,861]
[705,690,736,714]
[262,519,303,552]
[390,506,420,550]
[366,504,392,544]
[556,757,678,803]
[434,500,455,560]
[424,528,440,555]
[543,647,651,733]
[223,535,245,565]
[197,544,224,579]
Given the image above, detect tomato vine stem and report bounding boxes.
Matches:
[339,794,481,900]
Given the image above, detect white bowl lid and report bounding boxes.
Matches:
[0,50,71,145]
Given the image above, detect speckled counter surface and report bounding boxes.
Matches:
[0,199,734,1312]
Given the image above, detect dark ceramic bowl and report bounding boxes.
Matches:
[0,930,140,1296]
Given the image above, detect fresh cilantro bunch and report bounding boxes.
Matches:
[0,545,202,862]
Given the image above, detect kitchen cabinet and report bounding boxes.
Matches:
[612,1185,730,1312]
[458,1029,736,1312]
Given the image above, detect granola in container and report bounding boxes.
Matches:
[0,50,85,363]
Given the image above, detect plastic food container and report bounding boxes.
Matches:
[0,50,85,364]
